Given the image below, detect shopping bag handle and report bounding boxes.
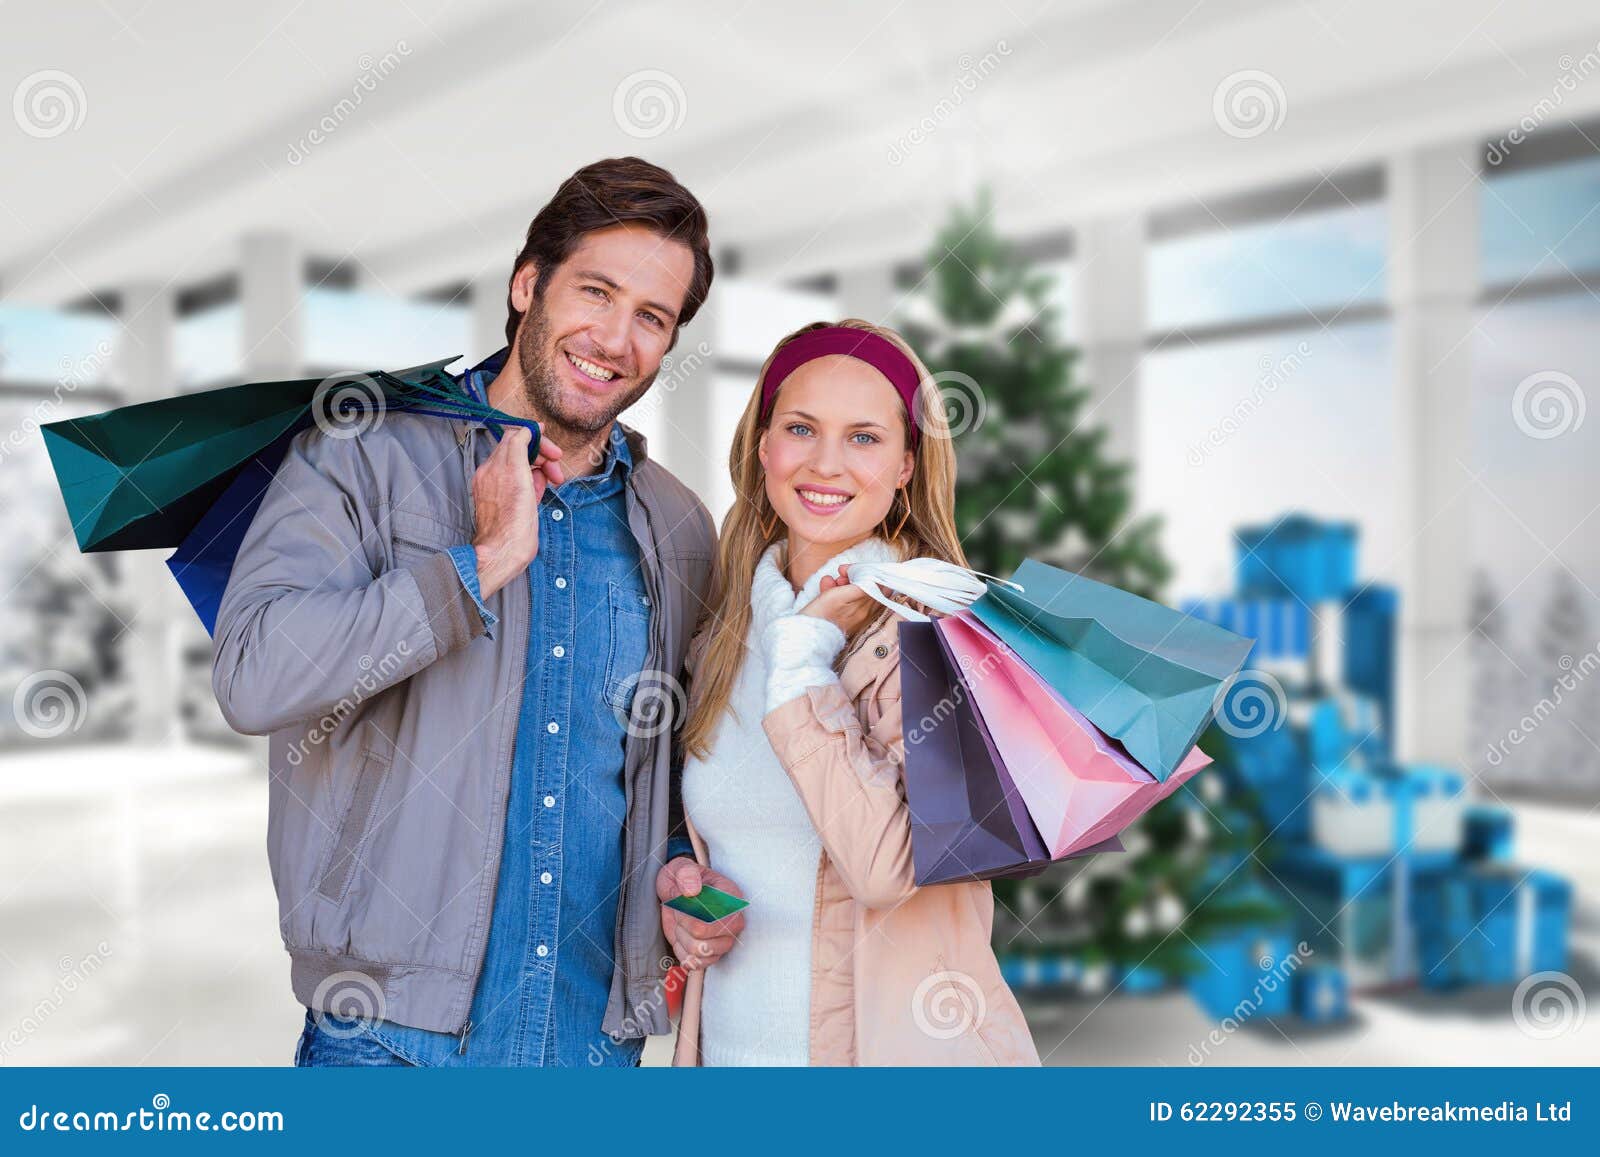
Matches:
[847,558,1024,623]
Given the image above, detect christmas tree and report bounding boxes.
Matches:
[1469,568,1519,784]
[900,196,1280,984]
[1533,568,1599,789]
[898,192,1170,600]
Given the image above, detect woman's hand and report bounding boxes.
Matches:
[799,564,877,636]
[656,857,746,971]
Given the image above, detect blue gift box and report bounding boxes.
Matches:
[1000,954,1087,989]
[1471,867,1572,982]
[1342,585,1398,754]
[1416,865,1573,987]
[1119,963,1169,995]
[1293,965,1349,1023]
[1275,845,1456,988]
[1226,721,1313,842]
[1180,597,1311,666]
[1235,514,1357,604]
[1303,693,1384,772]
[1310,762,1466,860]
[1185,882,1297,1021]
[1415,873,1478,989]
[1186,923,1297,1022]
[1463,804,1514,862]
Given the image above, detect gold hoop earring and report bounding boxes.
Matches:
[886,489,911,542]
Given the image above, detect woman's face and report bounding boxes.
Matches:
[758,353,915,554]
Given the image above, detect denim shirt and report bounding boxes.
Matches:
[359,366,651,1067]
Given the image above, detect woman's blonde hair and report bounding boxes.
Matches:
[679,318,967,759]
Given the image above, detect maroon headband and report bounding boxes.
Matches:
[758,326,923,447]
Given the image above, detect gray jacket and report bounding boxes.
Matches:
[211,409,714,1039]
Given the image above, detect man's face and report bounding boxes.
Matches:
[510,222,695,438]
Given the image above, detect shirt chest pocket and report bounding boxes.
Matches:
[603,580,654,719]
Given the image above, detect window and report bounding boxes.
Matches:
[1148,202,1387,334]
[175,304,241,390]
[0,306,117,388]
[304,287,470,372]
[1480,155,1600,288]
[1141,321,1395,601]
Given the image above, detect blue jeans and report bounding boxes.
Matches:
[293,1010,413,1068]
[293,1009,645,1067]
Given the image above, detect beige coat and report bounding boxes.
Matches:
[673,613,1040,1066]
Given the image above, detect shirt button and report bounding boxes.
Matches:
[554,577,567,589]
[550,509,564,522]
[535,944,549,957]
[540,871,553,885]
[543,795,556,808]
[640,595,651,607]
[875,644,890,658]
[552,645,565,658]
[546,721,559,734]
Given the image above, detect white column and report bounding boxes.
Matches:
[1389,142,1478,766]
[239,232,303,380]
[836,265,899,327]
[116,283,178,744]
[471,272,508,363]
[645,298,722,515]
[1073,214,1146,474]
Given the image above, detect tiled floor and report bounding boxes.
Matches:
[0,744,1593,1066]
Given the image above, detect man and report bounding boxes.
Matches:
[213,157,743,1067]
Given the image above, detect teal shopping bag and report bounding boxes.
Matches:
[968,559,1252,781]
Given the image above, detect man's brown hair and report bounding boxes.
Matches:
[504,156,714,349]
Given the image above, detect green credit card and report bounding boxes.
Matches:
[665,884,749,922]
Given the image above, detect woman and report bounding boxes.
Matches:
[662,318,1040,1066]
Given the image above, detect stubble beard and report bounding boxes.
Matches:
[513,302,658,455]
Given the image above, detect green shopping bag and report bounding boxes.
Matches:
[968,559,1252,781]
[43,357,533,552]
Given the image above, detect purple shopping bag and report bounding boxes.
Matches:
[899,621,1120,885]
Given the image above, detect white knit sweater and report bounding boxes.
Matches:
[680,537,899,1067]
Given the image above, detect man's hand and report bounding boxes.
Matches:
[657,856,745,971]
[471,427,565,598]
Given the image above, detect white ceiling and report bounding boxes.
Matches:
[2,0,1597,304]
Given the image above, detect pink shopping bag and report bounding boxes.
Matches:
[935,611,1211,856]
